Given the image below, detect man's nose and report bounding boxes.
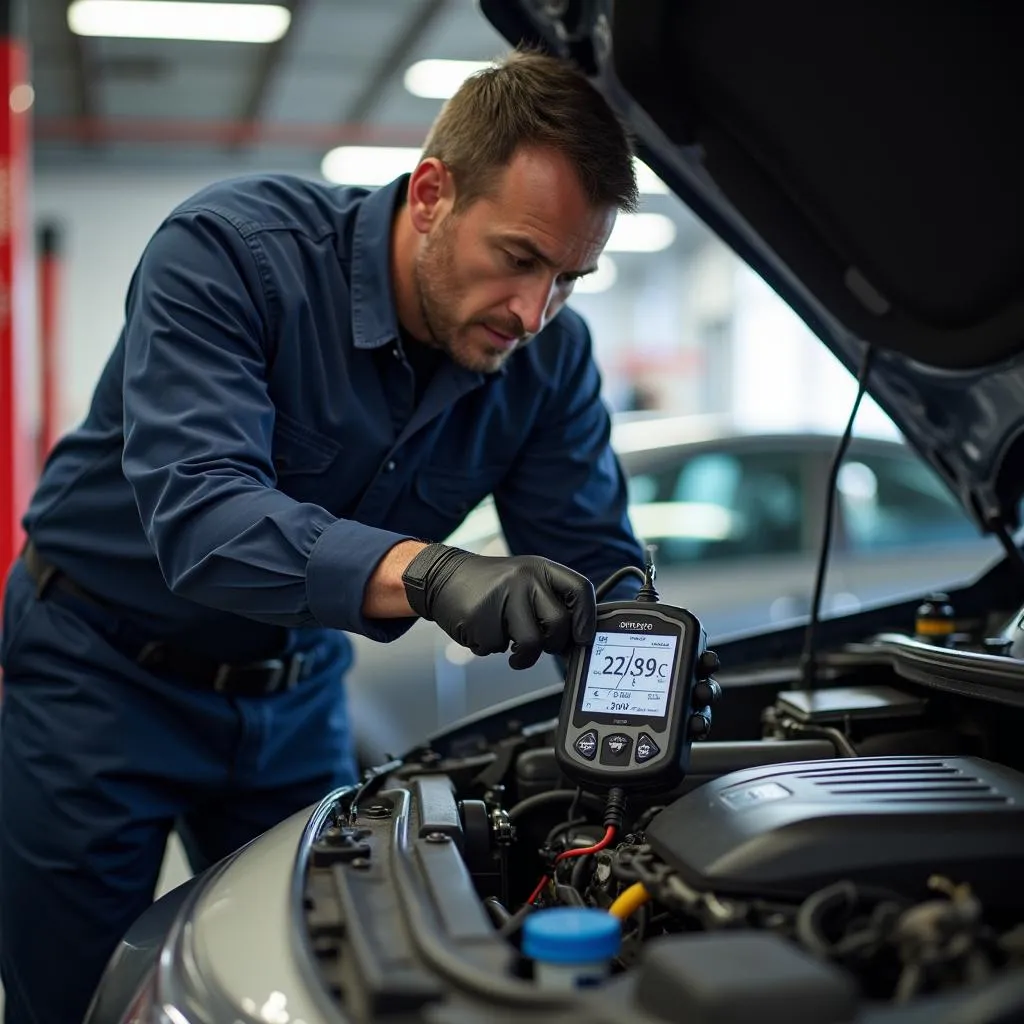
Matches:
[509,278,555,336]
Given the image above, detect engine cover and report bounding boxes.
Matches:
[645,755,1024,906]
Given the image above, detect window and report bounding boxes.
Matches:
[837,450,977,551]
[627,448,805,565]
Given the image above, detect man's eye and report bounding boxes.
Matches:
[505,251,535,271]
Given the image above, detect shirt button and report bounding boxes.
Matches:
[384,460,396,473]
[392,346,402,360]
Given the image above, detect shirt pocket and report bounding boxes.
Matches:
[271,412,343,502]
[413,465,505,543]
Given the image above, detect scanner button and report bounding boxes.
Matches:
[600,733,633,766]
[635,733,661,763]
[574,730,598,761]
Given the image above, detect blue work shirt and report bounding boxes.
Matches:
[23,174,644,663]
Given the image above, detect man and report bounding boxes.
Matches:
[0,48,645,1023]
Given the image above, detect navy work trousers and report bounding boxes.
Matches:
[0,558,358,1024]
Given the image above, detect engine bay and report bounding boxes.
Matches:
[300,564,1024,1024]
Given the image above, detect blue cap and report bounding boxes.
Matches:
[522,908,621,964]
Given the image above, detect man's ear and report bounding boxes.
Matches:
[407,158,455,235]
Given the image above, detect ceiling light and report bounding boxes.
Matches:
[9,84,34,114]
[605,213,676,252]
[574,255,618,295]
[634,159,668,194]
[67,1,291,43]
[404,59,493,100]
[630,502,736,543]
[320,146,422,187]
[318,152,677,247]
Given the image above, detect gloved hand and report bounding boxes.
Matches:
[402,543,596,669]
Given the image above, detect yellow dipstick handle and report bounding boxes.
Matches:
[608,882,651,920]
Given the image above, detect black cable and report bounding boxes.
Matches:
[795,881,859,957]
[567,786,582,823]
[635,545,660,603]
[990,519,1024,581]
[506,789,604,824]
[543,816,588,849]
[801,345,876,690]
[570,852,592,893]
[603,786,628,831]
[782,719,858,758]
[596,565,646,602]
[346,757,402,824]
[634,805,666,832]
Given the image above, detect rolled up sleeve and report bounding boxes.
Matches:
[121,206,413,642]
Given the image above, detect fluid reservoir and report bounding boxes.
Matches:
[915,592,955,645]
[522,907,621,990]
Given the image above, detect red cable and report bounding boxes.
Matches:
[525,827,617,906]
[526,874,550,905]
[554,826,616,863]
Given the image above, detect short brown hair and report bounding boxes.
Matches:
[421,48,638,214]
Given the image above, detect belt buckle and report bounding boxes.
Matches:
[213,663,235,693]
[213,653,306,695]
[283,651,306,690]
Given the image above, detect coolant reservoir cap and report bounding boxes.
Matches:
[523,908,621,964]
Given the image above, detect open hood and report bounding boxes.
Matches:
[480,0,1024,535]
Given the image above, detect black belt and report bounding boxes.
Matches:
[21,540,313,697]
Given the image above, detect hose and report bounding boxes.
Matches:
[506,789,604,823]
[483,897,512,928]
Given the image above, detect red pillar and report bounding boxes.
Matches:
[0,0,31,578]
[38,222,62,465]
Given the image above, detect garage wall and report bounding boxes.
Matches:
[34,168,892,443]
[31,167,716,433]
[33,167,244,432]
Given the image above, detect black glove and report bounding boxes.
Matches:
[402,543,596,669]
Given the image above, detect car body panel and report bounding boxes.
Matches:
[86,798,346,1024]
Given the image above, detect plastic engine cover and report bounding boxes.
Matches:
[645,756,1024,905]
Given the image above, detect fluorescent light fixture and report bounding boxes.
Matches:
[574,255,618,295]
[320,141,672,201]
[67,1,291,43]
[319,152,677,254]
[605,212,676,252]
[404,58,493,100]
[634,159,668,194]
[321,146,422,187]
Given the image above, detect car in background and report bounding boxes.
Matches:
[346,414,1003,764]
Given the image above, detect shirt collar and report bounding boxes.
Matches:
[350,174,408,350]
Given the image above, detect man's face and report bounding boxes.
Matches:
[413,147,616,373]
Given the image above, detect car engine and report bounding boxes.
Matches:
[299,576,1024,1024]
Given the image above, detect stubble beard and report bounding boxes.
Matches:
[414,221,514,375]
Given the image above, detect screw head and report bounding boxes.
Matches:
[350,857,371,870]
[424,831,451,844]
[363,804,391,819]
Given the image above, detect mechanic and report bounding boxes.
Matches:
[0,48,645,1024]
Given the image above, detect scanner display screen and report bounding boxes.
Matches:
[580,631,678,718]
